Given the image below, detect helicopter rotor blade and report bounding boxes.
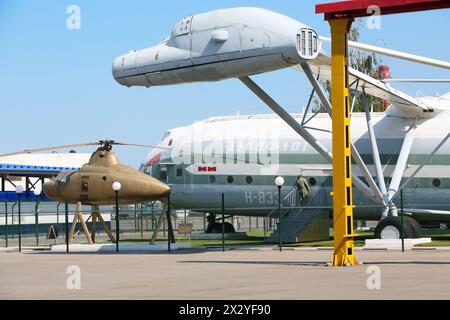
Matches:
[113,142,266,165]
[0,139,266,166]
[111,142,162,148]
[0,142,101,158]
[0,140,158,158]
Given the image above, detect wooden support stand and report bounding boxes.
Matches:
[150,211,166,243]
[68,202,116,244]
[91,205,116,243]
[150,199,175,243]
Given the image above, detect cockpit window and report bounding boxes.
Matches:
[171,16,193,37]
[159,166,168,182]
[55,171,75,184]
[159,36,170,44]
[143,165,152,175]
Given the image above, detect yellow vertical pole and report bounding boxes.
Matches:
[329,18,358,266]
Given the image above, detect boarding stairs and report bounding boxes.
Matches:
[265,184,330,243]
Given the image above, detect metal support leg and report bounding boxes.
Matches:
[400,133,450,190]
[387,123,417,215]
[4,201,8,247]
[239,76,332,161]
[65,201,69,253]
[239,75,374,200]
[329,18,357,266]
[302,62,384,204]
[350,144,385,204]
[35,200,40,246]
[363,88,388,197]
[362,88,389,217]
[301,62,333,115]
[301,85,317,124]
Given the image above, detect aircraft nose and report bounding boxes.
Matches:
[112,52,137,86]
[148,179,171,199]
[112,56,127,86]
[138,175,171,200]
[42,180,56,200]
[159,183,171,198]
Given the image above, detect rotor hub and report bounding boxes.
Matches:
[98,140,116,151]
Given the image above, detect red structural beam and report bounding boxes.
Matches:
[316,0,450,20]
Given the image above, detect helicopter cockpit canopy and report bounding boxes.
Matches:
[55,170,76,184]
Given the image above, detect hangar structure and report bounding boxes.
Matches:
[0,153,91,201]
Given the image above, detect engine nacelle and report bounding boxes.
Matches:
[112,7,321,87]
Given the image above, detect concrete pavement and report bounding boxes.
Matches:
[1,247,450,299]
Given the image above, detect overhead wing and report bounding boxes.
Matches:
[293,53,435,118]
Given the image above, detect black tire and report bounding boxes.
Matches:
[223,222,235,233]
[374,216,415,239]
[404,216,423,238]
[206,222,222,233]
[210,222,235,233]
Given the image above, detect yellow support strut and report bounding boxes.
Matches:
[329,18,358,266]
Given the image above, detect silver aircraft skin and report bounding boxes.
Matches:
[112,7,320,87]
[113,7,450,230]
[140,107,450,223]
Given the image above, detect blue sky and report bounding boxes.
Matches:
[1,0,449,167]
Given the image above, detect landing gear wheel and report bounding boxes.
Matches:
[205,211,236,233]
[210,222,235,233]
[404,216,423,238]
[205,213,217,233]
[374,216,415,239]
[223,222,235,233]
[206,222,221,233]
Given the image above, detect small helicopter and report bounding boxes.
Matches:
[1,139,170,204]
[0,140,171,244]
